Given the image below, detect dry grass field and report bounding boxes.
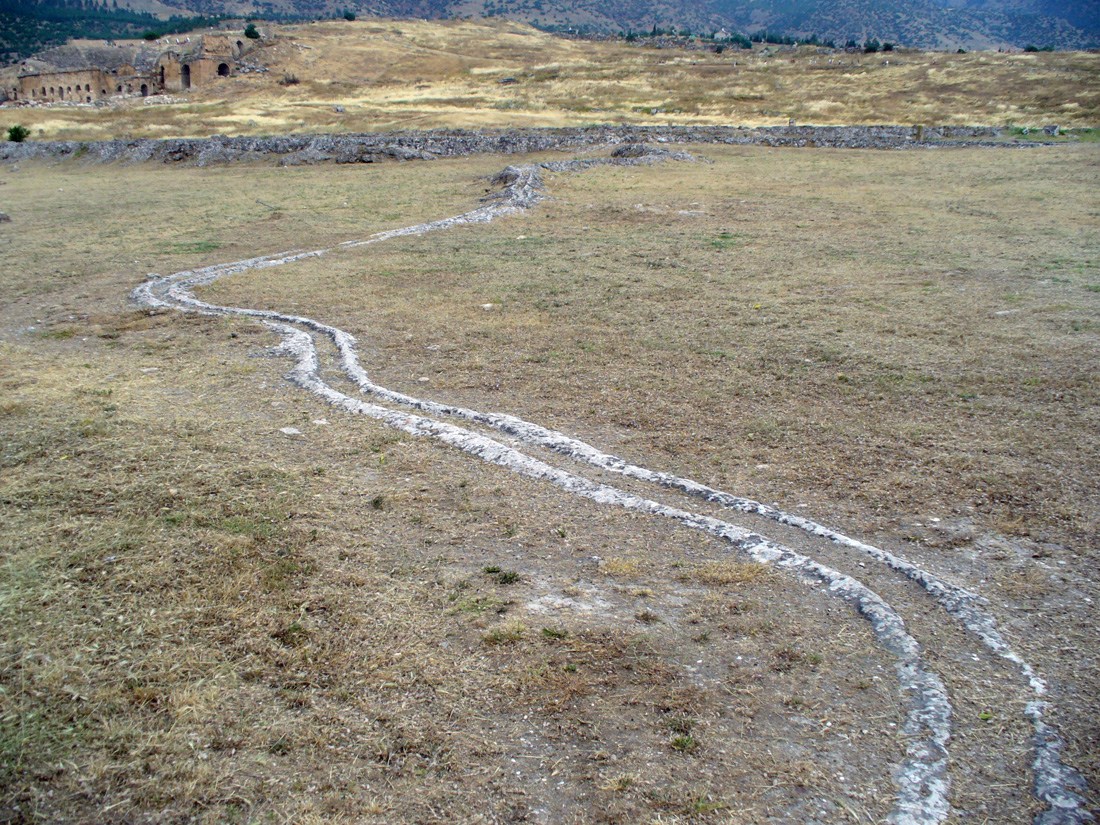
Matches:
[1,142,1098,822]
[3,19,1099,140]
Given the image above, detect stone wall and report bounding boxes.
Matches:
[0,125,1048,166]
[15,69,115,103]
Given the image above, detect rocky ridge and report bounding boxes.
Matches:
[0,125,1054,166]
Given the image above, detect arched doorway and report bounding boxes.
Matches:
[181,64,191,89]
[159,66,165,86]
[217,63,230,77]
[140,83,148,96]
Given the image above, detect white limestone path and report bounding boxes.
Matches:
[131,152,1092,825]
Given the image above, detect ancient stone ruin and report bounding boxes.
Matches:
[3,31,264,105]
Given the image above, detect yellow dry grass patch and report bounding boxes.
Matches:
[681,561,773,586]
[3,18,1098,139]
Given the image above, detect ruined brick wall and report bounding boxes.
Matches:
[189,57,232,86]
[201,33,252,58]
[157,54,184,92]
[10,29,255,103]
[17,69,109,102]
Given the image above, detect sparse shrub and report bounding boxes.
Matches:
[864,38,881,53]
[244,22,260,39]
[343,10,356,20]
[883,42,895,52]
[279,72,300,86]
[7,124,29,142]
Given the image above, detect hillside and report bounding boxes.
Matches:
[2,20,1097,141]
[111,0,1100,49]
[4,0,1099,59]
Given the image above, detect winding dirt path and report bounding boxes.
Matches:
[131,149,1092,824]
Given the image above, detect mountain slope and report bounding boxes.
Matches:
[9,0,1100,51]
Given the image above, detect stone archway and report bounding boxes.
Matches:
[217,63,230,77]
[181,64,191,90]
[140,83,148,96]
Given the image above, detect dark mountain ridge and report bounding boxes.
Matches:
[3,0,1097,63]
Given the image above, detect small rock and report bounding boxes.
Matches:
[312,418,329,425]
[481,303,495,310]
[0,211,10,223]
[279,427,302,436]
[333,105,345,113]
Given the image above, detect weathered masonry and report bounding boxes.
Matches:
[6,31,262,104]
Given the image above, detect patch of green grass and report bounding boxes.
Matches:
[40,327,76,340]
[218,514,278,539]
[170,240,223,254]
[691,796,726,813]
[709,231,739,250]
[484,567,520,584]
[670,735,698,753]
[483,621,526,645]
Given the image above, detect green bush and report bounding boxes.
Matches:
[7,124,30,142]
[342,10,355,20]
[244,22,260,39]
